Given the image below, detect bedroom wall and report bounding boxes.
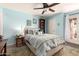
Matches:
[45,13,65,38]
[3,8,40,45]
[0,8,3,35]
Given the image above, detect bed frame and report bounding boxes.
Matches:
[24,40,64,56]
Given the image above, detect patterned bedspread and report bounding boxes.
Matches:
[25,34,65,56]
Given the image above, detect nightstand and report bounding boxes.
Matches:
[16,35,24,47]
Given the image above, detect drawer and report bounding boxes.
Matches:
[16,44,22,47]
[16,39,22,42]
[16,39,23,47]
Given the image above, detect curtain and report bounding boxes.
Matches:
[65,14,77,41]
[69,17,77,40]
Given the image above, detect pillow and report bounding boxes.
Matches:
[24,29,28,35]
[24,28,39,35]
[28,30,33,34]
[38,31,43,35]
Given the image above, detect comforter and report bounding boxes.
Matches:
[25,34,65,56]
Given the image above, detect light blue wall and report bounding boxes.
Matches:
[45,13,65,38]
[3,7,79,45]
[0,8,2,12]
[3,8,40,45]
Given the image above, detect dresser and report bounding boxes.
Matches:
[0,40,7,56]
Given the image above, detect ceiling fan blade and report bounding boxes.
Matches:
[42,10,47,14]
[34,8,44,9]
[42,10,45,14]
[34,3,48,9]
[34,3,60,10]
[48,3,60,7]
[49,8,55,12]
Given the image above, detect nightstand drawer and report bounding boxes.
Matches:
[17,41,22,44]
[16,39,22,42]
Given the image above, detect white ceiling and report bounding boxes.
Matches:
[0,3,79,16]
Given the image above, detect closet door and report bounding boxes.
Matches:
[48,19,56,34]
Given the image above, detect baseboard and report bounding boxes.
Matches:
[66,40,79,45]
[65,41,79,48]
[7,43,16,48]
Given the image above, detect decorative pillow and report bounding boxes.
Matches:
[28,30,33,34]
[38,31,43,35]
[24,28,39,35]
[24,29,28,35]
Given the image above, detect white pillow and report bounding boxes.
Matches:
[38,31,43,35]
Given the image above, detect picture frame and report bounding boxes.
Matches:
[33,18,37,24]
[27,20,31,26]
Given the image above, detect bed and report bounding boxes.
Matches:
[24,33,65,56]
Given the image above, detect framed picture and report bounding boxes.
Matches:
[27,20,31,26]
[33,18,37,24]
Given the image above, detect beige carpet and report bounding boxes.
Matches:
[7,45,79,56]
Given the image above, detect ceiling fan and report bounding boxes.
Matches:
[34,3,60,14]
